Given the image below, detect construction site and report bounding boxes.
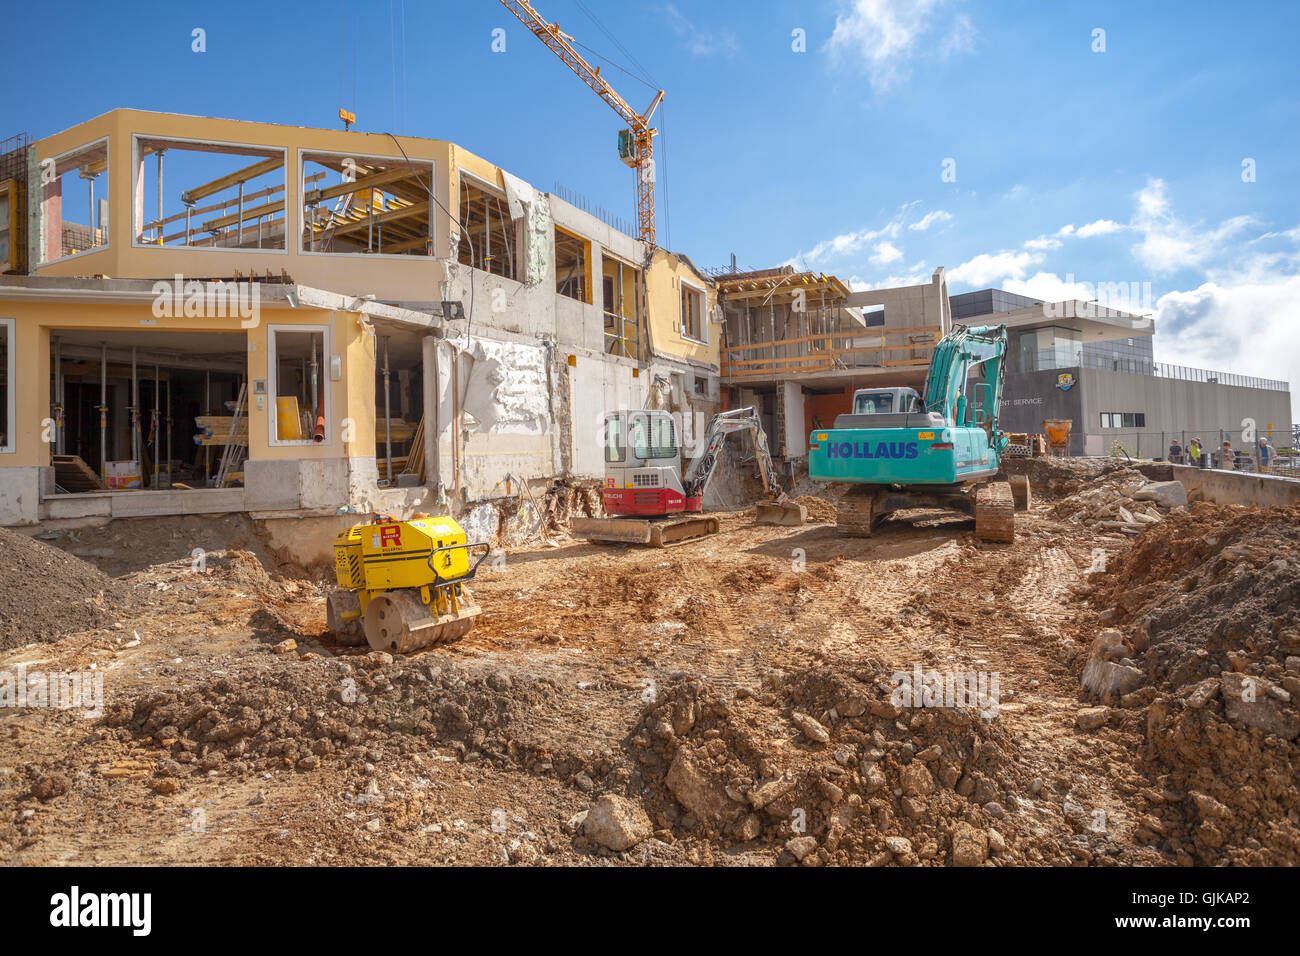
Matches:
[2,2,1298,874]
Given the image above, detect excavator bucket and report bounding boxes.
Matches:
[755,501,806,526]
[571,515,719,547]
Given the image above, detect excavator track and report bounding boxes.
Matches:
[572,515,720,547]
[975,481,1016,543]
[836,487,879,537]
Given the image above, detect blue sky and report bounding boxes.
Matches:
[6,0,1299,408]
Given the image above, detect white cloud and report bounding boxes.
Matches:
[1056,224,1076,238]
[788,206,910,266]
[909,209,953,231]
[827,0,976,93]
[1153,270,1300,418]
[1130,178,1255,274]
[1001,272,1094,303]
[947,250,1042,286]
[1076,218,1124,238]
[871,241,903,264]
[665,4,739,57]
[1023,236,1063,251]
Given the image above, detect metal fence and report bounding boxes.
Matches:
[1102,426,1298,476]
[1076,351,1289,392]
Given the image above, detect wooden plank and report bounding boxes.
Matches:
[182,156,284,205]
[302,167,421,206]
[53,455,106,491]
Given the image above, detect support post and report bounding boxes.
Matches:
[422,335,440,497]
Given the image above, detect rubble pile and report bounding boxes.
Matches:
[621,667,1152,866]
[1085,503,1300,864]
[1053,469,1188,533]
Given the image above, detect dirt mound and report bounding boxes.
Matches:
[102,656,570,781]
[794,495,837,523]
[623,666,1098,865]
[1095,502,1300,690]
[1086,503,1300,864]
[0,528,132,649]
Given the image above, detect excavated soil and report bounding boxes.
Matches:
[0,527,133,649]
[1080,502,1300,865]
[1,486,1289,866]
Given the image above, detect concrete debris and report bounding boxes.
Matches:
[582,794,652,851]
[1053,468,1187,533]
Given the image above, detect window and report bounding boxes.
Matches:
[1101,412,1146,429]
[603,254,641,358]
[680,280,704,342]
[603,414,625,463]
[39,139,109,263]
[0,318,13,453]
[267,325,330,445]
[1019,326,1081,371]
[694,375,709,397]
[555,228,590,302]
[630,413,677,460]
[302,151,434,256]
[457,174,517,277]
[134,136,287,250]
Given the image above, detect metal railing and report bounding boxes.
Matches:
[1050,350,1289,392]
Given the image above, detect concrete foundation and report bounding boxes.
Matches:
[1172,465,1300,508]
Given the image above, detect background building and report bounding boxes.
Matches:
[0,109,722,533]
[951,288,1292,459]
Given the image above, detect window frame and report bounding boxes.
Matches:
[630,412,677,461]
[130,133,289,254]
[0,317,14,454]
[41,136,112,266]
[266,322,332,447]
[455,168,518,277]
[603,413,625,464]
[679,277,706,344]
[554,225,592,304]
[298,147,435,260]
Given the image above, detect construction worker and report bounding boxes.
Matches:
[1168,437,1182,464]
[1221,439,1234,470]
[1259,437,1273,474]
[1188,437,1203,468]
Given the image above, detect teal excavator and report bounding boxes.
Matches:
[807,324,1029,541]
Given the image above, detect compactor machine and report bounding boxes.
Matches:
[327,515,490,653]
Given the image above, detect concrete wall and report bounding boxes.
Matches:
[1001,367,1087,454]
[1172,465,1300,508]
[1079,368,1292,458]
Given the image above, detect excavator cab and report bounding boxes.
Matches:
[601,410,697,517]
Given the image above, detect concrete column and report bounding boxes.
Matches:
[422,335,439,495]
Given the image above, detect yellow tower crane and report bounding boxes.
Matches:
[498,0,665,246]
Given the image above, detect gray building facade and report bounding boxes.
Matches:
[950,289,1292,459]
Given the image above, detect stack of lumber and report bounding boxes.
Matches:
[53,455,106,492]
[376,418,415,442]
[195,416,249,446]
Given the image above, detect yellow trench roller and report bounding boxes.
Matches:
[326,515,490,654]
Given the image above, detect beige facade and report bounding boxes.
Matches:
[0,109,720,526]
